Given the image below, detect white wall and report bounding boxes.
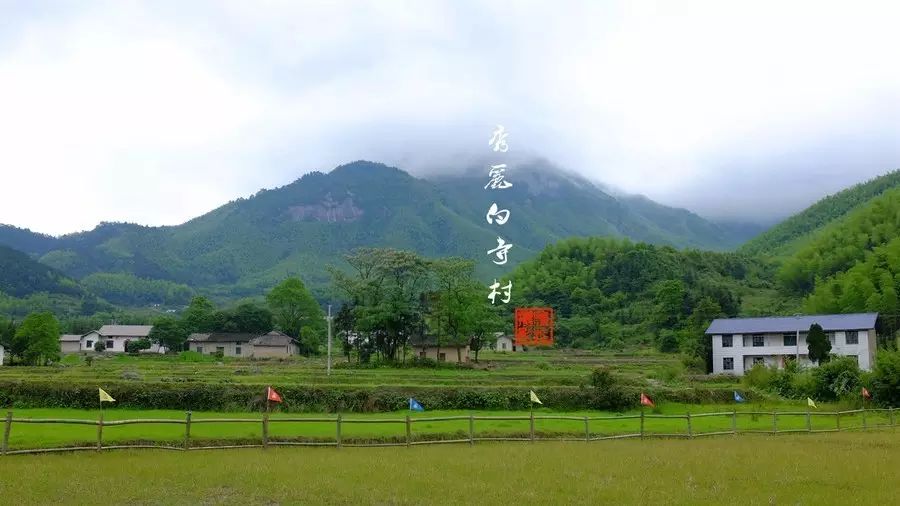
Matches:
[711,329,874,376]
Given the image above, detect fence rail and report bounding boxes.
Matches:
[0,407,895,456]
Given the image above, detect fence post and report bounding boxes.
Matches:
[2,411,11,456]
[686,412,693,439]
[97,412,104,452]
[836,411,841,431]
[584,416,590,442]
[862,408,867,430]
[405,414,411,448]
[640,410,645,440]
[731,410,737,435]
[891,407,895,430]
[806,408,811,432]
[529,411,535,443]
[184,411,192,450]
[262,412,269,449]
[469,415,474,446]
[772,410,777,434]
[336,414,342,449]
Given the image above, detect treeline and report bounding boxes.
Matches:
[741,169,900,256]
[81,272,194,306]
[509,238,776,365]
[330,248,504,363]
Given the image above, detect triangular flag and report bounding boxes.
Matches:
[733,391,745,403]
[267,386,283,403]
[862,387,872,400]
[99,388,115,403]
[807,397,817,409]
[529,390,542,405]
[409,398,425,412]
[640,392,654,408]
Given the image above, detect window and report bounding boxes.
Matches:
[106,340,114,349]
[827,332,835,344]
[752,334,765,347]
[722,335,733,347]
[438,353,446,362]
[235,346,242,355]
[723,357,734,370]
[196,346,203,354]
[845,331,859,345]
[86,340,93,348]
[783,333,797,346]
[501,342,507,350]
[216,346,225,355]
[753,356,765,366]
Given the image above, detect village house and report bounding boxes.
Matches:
[59,334,82,354]
[59,325,165,354]
[410,337,470,363]
[186,330,299,358]
[494,334,516,352]
[707,313,878,376]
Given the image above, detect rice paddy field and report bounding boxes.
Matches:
[0,432,897,505]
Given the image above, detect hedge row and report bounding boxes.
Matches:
[0,380,753,413]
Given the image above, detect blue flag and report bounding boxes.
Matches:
[409,398,425,412]
[734,391,745,403]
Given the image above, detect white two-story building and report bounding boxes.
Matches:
[707,313,878,375]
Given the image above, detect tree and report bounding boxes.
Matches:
[266,278,324,355]
[14,312,60,365]
[181,296,218,334]
[807,323,832,364]
[0,317,17,355]
[125,338,152,354]
[219,303,273,334]
[148,317,188,352]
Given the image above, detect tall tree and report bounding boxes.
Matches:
[148,317,188,352]
[14,312,61,365]
[266,277,324,355]
[807,323,832,364]
[220,303,274,334]
[181,296,218,334]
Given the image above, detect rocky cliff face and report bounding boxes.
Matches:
[288,193,364,222]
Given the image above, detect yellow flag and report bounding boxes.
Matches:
[99,388,115,403]
[529,390,542,405]
[807,397,817,409]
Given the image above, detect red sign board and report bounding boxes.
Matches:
[514,307,554,347]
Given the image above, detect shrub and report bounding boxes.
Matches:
[811,356,861,401]
[872,350,900,406]
[93,341,106,352]
[125,338,152,354]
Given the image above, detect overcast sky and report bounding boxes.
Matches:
[2,0,899,235]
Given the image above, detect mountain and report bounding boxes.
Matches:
[0,244,84,298]
[739,170,900,256]
[0,161,740,299]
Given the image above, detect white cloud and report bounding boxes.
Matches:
[1,0,899,234]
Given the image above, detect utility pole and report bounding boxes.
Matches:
[327,304,333,376]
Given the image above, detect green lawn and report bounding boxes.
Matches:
[2,402,893,450]
[0,433,897,504]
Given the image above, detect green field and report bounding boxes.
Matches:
[1,433,897,504]
[2,402,893,451]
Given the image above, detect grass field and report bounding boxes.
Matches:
[2,402,893,450]
[1,432,897,504]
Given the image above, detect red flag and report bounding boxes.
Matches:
[640,392,654,408]
[862,387,871,400]
[267,386,283,403]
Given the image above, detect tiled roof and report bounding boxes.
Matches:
[98,325,153,337]
[706,313,878,335]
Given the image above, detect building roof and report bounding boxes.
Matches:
[98,325,153,337]
[59,334,83,342]
[706,313,878,335]
[410,336,470,348]
[187,332,258,343]
[250,331,295,346]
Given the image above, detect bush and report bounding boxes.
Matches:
[125,339,152,354]
[811,356,860,401]
[872,350,900,406]
[93,341,106,353]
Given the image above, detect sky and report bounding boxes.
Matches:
[1,0,899,235]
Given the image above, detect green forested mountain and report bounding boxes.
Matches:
[0,161,741,300]
[740,170,900,256]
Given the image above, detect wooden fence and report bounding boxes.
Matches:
[0,407,895,456]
